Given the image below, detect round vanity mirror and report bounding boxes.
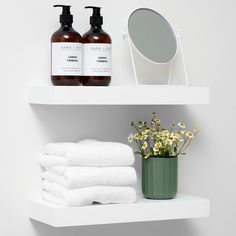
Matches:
[128,8,177,64]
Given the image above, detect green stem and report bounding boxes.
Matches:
[135,139,142,150]
[181,139,193,153]
[176,137,189,156]
[132,123,141,134]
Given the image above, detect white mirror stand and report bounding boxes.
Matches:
[119,27,189,87]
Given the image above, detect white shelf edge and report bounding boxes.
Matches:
[28,194,210,227]
[28,86,210,105]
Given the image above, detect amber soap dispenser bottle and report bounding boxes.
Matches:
[51,5,82,86]
[82,6,112,86]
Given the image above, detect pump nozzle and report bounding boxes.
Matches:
[85,6,103,26]
[54,5,73,24]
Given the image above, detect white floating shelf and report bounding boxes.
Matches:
[28,86,209,105]
[28,194,210,227]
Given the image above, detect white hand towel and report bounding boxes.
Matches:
[44,143,76,156]
[42,180,137,207]
[41,166,137,188]
[39,155,67,168]
[44,140,135,167]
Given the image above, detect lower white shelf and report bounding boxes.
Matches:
[28,194,210,227]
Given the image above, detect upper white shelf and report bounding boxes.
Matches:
[28,194,210,227]
[28,86,209,105]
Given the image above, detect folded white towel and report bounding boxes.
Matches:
[42,181,137,206]
[41,166,137,188]
[44,140,135,167]
[39,155,67,168]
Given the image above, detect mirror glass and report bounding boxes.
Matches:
[128,8,177,63]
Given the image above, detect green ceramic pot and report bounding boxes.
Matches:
[142,157,178,199]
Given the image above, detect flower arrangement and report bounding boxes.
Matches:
[128,113,199,159]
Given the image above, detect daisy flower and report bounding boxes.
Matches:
[128,134,134,143]
[178,122,186,129]
[186,132,194,139]
[142,142,148,150]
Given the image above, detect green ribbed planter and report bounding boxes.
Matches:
[142,157,178,199]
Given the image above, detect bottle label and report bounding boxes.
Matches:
[83,43,112,76]
[51,42,83,76]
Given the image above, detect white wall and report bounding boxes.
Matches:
[0,0,235,235]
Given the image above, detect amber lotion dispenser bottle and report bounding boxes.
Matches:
[51,5,82,86]
[82,6,112,86]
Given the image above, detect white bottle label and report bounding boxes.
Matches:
[51,42,83,76]
[83,43,112,76]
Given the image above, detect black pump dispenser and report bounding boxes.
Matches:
[85,6,103,26]
[82,6,112,86]
[54,5,73,24]
[51,5,82,86]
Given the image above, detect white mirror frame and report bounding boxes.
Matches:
[120,24,189,87]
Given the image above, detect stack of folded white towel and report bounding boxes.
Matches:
[39,139,137,207]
